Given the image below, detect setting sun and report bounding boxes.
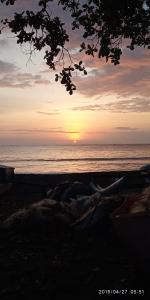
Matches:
[70,132,80,144]
[62,111,86,143]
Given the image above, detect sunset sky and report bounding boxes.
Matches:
[0,1,150,145]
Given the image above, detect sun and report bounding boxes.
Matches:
[62,111,86,144]
[70,132,80,144]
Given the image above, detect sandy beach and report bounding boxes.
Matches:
[0,171,149,299]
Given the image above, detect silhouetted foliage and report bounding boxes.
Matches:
[0,0,150,94]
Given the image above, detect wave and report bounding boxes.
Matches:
[1,157,150,163]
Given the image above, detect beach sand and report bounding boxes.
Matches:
[0,171,149,299]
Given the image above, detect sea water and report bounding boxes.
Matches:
[0,144,150,174]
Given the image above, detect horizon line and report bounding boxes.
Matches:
[0,143,150,147]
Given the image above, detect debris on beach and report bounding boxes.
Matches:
[1,175,129,232]
[1,164,150,233]
[129,186,150,214]
[47,181,95,202]
[112,185,150,216]
[2,198,74,232]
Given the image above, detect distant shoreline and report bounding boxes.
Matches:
[1,143,150,147]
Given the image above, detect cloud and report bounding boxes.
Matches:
[0,39,9,48]
[105,97,150,113]
[74,63,150,98]
[0,128,80,134]
[0,60,16,73]
[0,76,31,88]
[72,104,101,111]
[34,79,50,85]
[37,111,60,116]
[71,97,150,113]
[115,127,138,131]
[122,47,150,67]
[85,130,107,134]
[0,62,50,88]
[72,46,150,99]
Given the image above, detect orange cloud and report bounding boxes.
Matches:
[74,60,150,98]
[71,97,150,113]
[0,61,50,88]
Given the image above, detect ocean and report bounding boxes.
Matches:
[0,144,150,174]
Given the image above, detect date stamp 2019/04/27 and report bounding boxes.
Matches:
[98,289,145,296]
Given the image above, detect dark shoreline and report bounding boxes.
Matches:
[1,169,146,226]
[14,169,145,186]
[0,170,150,299]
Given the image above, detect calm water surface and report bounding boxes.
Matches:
[0,144,150,174]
